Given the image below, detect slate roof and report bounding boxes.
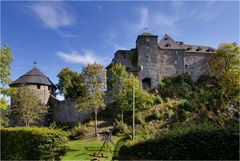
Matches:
[159,34,184,50]
[181,44,215,53]
[10,67,56,87]
[159,34,215,53]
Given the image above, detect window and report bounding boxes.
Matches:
[165,43,171,47]
[37,85,41,89]
[174,60,177,64]
[164,37,168,40]
[196,47,202,51]
[146,38,150,42]
[48,86,51,90]
[185,65,188,68]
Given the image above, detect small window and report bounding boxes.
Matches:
[37,85,41,89]
[48,86,51,90]
[196,47,202,51]
[164,37,168,40]
[174,60,177,64]
[185,65,188,68]
[165,43,171,47]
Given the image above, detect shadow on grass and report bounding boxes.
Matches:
[74,152,87,157]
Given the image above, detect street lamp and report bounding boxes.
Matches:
[131,65,143,140]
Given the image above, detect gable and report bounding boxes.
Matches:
[159,34,184,50]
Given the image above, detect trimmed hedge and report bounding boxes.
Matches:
[1,127,68,160]
[119,126,239,160]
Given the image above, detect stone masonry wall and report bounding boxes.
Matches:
[183,53,211,80]
[11,84,52,105]
[158,49,184,79]
[50,96,94,124]
[137,35,159,88]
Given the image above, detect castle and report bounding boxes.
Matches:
[10,33,215,125]
[106,33,215,90]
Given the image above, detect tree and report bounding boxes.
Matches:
[108,63,129,98]
[108,64,155,123]
[0,44,13,110]
[115,74,155,114]
[57,67,85,99]
[208,43,240,107]
[10,86,47,126]
[77,63,106,137]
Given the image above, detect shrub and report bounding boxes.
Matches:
[113,120,130,135]
[1,127,68,160]
[68,123,89,140]
[119,124,239,160]
[152,109,160,120]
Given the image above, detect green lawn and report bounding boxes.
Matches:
[62,136,121,160]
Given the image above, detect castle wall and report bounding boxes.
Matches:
[183,53,211,80]
[114,50,132,68]
[50,96,94,124]
[157,50,185,79]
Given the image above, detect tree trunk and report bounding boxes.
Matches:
[94,108,98,138]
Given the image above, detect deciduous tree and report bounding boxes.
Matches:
[57,67,85,99]
[77,63,106,137]
[0,44,13,110]
[10,86,47,126]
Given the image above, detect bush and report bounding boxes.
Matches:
[152,109,160,120]
[68,123,89,140]
[119,124,239,160]
[113,120,129,135]
[1,127,68,160]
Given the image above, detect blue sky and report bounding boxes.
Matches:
[1,0,239,99]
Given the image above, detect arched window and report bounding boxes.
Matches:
[142,78,151,90]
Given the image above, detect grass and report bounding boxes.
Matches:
[62,136,121,160]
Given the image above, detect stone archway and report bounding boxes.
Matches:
[142,78,151,90]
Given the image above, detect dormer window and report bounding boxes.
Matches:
[179,41,184,45]
[196,47,202,51]
[165,43,171,47]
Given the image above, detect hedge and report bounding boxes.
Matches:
[119,125,239,160]
[1,127,68,160]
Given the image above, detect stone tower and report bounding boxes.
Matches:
[136,32,159,89]
[9,67,56,105]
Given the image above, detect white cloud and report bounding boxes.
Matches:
[133,6,181,36]
[127,2,225,37]
[29,2,74,30]
[57,50,97,65]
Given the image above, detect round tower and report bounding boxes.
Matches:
[9,67,56,105]
[136,32,159,89]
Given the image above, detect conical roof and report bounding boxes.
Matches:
[10,67,56,87]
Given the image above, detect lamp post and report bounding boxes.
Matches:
[131,65,143,141]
